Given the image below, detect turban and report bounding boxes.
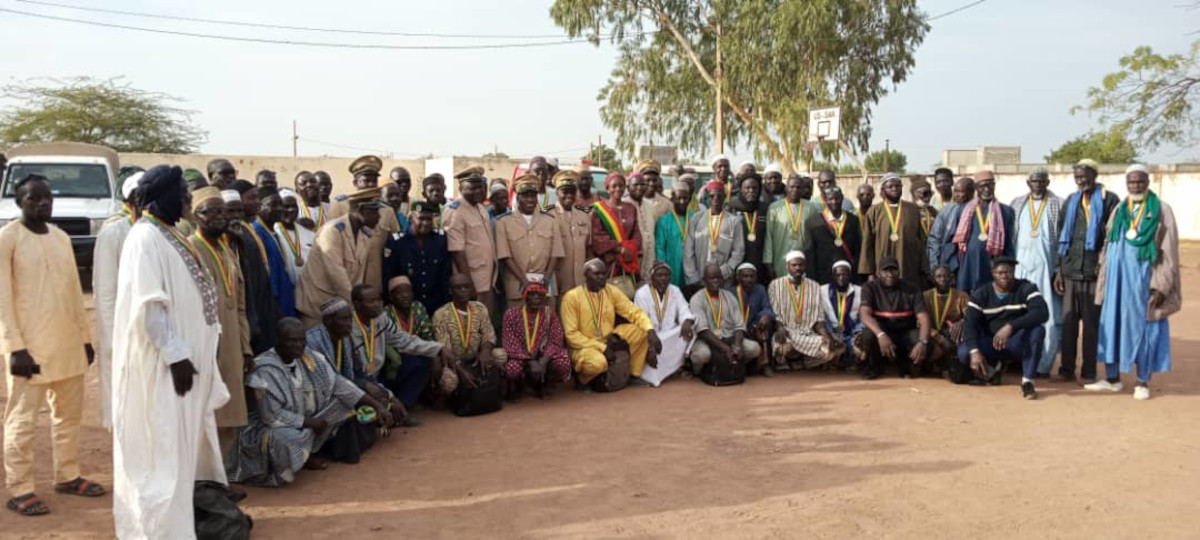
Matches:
[192,187,222,206]
[138,165,186,223]
[628,171,643,181]
[880,173,903,186]
[522,280,548,300]
[604,172,625,189]
[785,250,806,262]
[1125,163,1150,175]
[635,159,661,174]
[832,260,853,272]
[121,172,143,200]
[221,190,242,203]
[321,298,351,316]
[704,180,725,193]
[388,275,412,292]
[736,262,757,273]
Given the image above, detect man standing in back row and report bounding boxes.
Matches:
[859,173,927,290]
[444,167,498,316]
[1054,159,1120,383]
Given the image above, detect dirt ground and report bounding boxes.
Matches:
[3,250,1200,540]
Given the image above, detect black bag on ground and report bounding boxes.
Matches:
[194,481,252,540]
[700,343,746,386]
[450,358,504,417]
[590,334,631,392]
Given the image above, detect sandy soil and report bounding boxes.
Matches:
[3,249,1200,540]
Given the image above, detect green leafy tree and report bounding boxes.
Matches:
[550,0,928,174]
[582,144,624,171]
[1045,126,1138,164]
[1075,42,1200,152]
[0,77,206,153]
[863,149,907,173]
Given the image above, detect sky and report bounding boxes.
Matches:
[0,0,1197,169]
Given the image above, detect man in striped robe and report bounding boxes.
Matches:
[768,251,842,370]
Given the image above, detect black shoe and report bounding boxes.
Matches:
[1021,381,1037,400]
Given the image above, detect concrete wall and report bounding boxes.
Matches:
[119,153,426,198]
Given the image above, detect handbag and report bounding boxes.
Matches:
[607,274,637,299]
[450,358,504,417]
[591,334,631,392]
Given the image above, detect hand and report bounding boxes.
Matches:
[647,331,663,354]
[773,328,789,345]
[458,365,480,389]
[243,354,254,373]
[169,359,197,397]
[680,320,695,341]
[297,217,316,230]
[389,397,407,427]
[1149,289,1166,309]
[378,408,395,429]
[910,342,927,364]
[948,320,965,344]
[1053,273,1065,296]
[992,324,1014,350]
[9,350,38,378]
[757,315,772,333]
[877,333,897,358]
[479,347,493,368]
[730,343,744,361]
[303,416,330,434]
[970,350,988,379]
[84,344,95,366]
[645,350,659,369]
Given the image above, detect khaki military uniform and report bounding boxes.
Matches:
[444,200,496,294]
[548,204,592,293]
[295,215,373,326]
[495,209,565,301]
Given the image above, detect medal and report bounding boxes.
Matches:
[743,211,758,243]
[748,232,756,242]
[1030,230,1039,238]
[1125,229,1137,240]
[834,238,844,247]
[889,233,899,242]
[977,233,988,242]
[974,206,991,244]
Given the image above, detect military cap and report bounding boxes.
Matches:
[349,155,383,176]
[513,174,540,195]
[347,186,387,208]
[454,166,486,183]
[552,170,580,189]
[412,200,441,214]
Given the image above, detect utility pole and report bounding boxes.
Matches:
[884,138,890,173]
[714,19,724,155]
[292,120,298,157]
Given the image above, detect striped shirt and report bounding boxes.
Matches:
[963,280,1049,351]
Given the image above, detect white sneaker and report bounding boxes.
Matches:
[1084,380,1124,392]
[1134,385,1151,400]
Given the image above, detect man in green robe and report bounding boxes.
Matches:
[764,175,820,281]
[655,183,693,288]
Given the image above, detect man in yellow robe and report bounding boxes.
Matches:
[560,259,662,387]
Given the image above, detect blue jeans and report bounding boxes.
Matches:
[385,355,433,408]
[957,326,1045,381]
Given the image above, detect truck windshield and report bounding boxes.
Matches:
[3,163,111,198]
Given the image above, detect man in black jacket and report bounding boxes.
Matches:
[955,256,1049,399]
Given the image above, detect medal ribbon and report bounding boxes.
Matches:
[452,305,473,350]
[671,212,689,244]
[705,291,723,330]
[585,290,605,337]
[836,291,849,330]
[785,202,805,232]
[974,205,990,237]
[708,212,723,248]
[354,313,377,374]
[1028,197,1048,232]
[921,209,933,235]
[301,203,326,228]
[390,305,413,333]
[788,280,807,321]
[244,220,271,273]
[335,340,344,373]
[1081,194,1092,224]
[742,211,757,237]
[737,285,749,323]
[280,226,301,260]
[143,213,201,265]
[883,202,903,237]
[122,203,136,225]
[651,287,668,325]
[522,307,542,354]
[933,291,953,331]
[193,232,234,297]
[1127,197,1148,235]
[825,210,847,240]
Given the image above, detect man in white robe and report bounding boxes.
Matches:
[111,165,230,540]
[92,173,141,430]
[634,261,695,386]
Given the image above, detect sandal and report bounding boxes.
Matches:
[53,477,106,498]
[7,493,50,516]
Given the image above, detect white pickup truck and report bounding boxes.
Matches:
[0,142,121,270]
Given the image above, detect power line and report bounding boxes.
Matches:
[926,0,989,22]
[14,0,586,39]
[0,7,592,50]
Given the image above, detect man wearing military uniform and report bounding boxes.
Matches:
[547,170,592,296]
[295,187,388,327]
[495,175,565,302]
[381,201,451,313]
[326,156,400,293]
[443,166,498,317]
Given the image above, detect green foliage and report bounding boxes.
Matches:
[550,0,928,173]
[1045,126,1138,164]
[1075,42,1200,152]
[863,149,907,173]
[0,77,206,153]
[582,144,624,171]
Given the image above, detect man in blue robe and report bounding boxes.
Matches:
[253,188,296,316]
[941,171,1015,291]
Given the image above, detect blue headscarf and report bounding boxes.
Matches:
[138,164,187,224]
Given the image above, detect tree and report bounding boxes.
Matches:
[1074,41,1200,152]
[1045,126,1138,164]
[550,1,928,174]
[863,149,907,173]
[0,77,206,153]
[582,144,624,171]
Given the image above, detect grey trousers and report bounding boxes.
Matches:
[1060,278,1099,380]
